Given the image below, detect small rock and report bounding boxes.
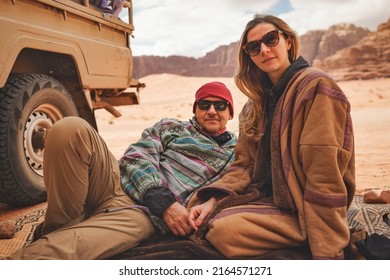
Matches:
[364,190,390,204]
[0,220,16,239]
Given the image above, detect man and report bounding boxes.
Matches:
[6,81,236,259]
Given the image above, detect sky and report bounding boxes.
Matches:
[125,0,389,58]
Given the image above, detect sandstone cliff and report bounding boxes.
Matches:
[132,43,238,78]
[314,18,390,81]
[299,23,370,64]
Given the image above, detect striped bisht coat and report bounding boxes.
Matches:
[193,67,356,260]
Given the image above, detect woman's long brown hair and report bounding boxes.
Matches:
[234,14,300,140]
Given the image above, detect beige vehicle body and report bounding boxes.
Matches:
[0,0,142,205]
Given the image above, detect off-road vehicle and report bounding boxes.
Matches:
[0,0,143,205]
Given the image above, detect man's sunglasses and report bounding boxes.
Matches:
[197,100,229,111]
[243,29,282,57]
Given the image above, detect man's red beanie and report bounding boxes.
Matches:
[192,81,234,117]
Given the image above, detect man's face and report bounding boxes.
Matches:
[194,97,232,134]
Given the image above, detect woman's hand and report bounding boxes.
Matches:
[188,197,217,231]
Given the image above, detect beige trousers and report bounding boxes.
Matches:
[7,117,155,259]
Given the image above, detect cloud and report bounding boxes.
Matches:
[128,0,389,57]
[283,0,389,36]
[130,0,274,57]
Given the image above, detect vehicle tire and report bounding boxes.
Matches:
[0,74,79,206]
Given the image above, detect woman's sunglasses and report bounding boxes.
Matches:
[197,100,229,111]
[243,29,282,57]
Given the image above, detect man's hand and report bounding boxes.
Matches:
[162,202,193,236]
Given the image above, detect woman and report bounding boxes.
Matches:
[188,14,356,260]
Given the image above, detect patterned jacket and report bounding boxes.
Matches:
[119,117,237,232]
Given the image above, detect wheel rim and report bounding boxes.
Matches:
[23,104,64,176]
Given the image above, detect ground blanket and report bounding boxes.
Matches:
[114,195,389,260]
[1,195,389,259]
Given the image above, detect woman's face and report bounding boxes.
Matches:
[246,23,292,84]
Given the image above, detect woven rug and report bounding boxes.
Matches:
[0,205,46,259]
[348,195,390,238]
[0,195,388,259]
[117,195,390,260]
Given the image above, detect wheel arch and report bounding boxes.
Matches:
[5,47,97,129]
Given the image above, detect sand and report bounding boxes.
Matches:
[95,74,390,194]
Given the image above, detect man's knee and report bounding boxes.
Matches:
[49,117,90,135]
[45,117,93,149]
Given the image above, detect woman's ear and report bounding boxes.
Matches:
[286,36,292,51]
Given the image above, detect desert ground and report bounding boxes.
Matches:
[95,74,390,194]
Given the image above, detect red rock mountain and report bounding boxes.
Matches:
[133,18,390,81]
[314,18,390,81]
